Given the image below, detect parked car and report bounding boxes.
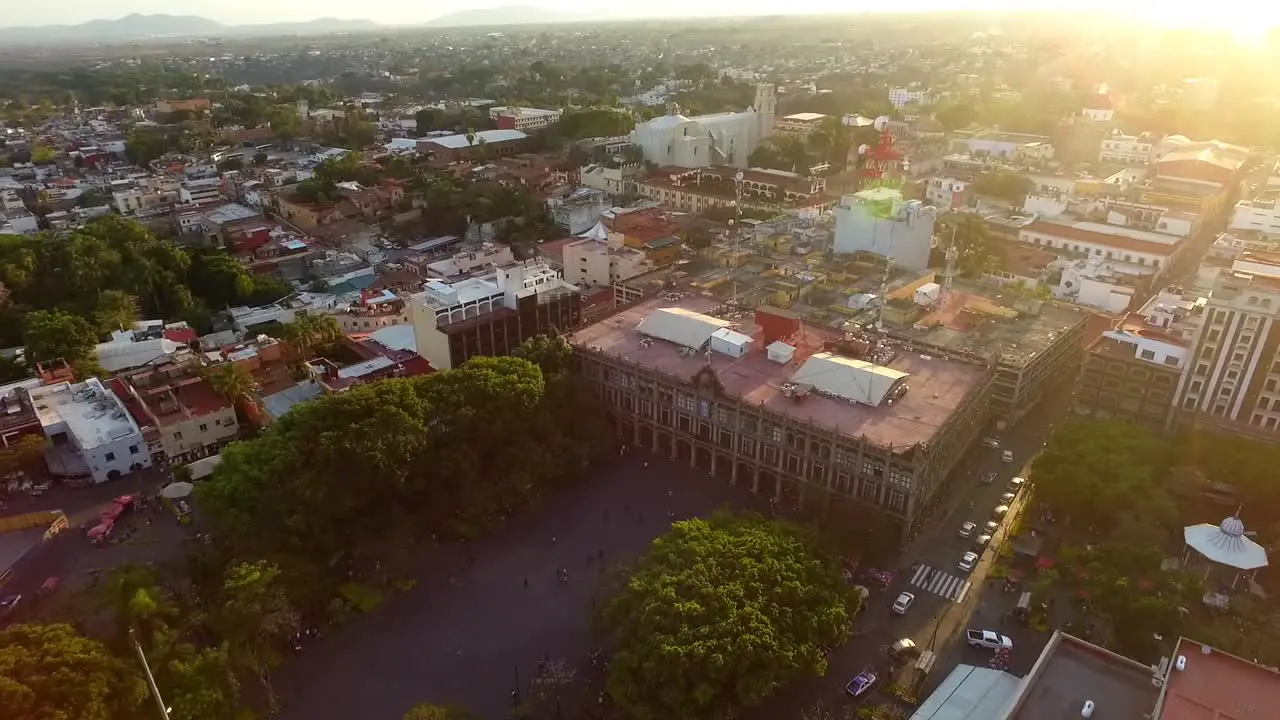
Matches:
[845,670,878,697]
[992,505,1010,518]
[966,629,1014,650]
[1000,492,1016,503]
[1006,477,1027,493]
[889,638,920,660]
[981,472,997,484]
[0,593,20,618]
[982,436,1001,448]
[958,551,979,572]
[975,533,992,547]
[891,591,915,615]
[1001,450,1014,463]
[959,521,977,538]
[984,520,1000,533]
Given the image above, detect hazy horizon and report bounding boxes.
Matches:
[2,1,1276,31]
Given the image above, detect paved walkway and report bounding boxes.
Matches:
[274,451,763,720]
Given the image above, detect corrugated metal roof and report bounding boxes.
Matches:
[423,129,528,150]
[635,307,731,350]
[911,665,1021,720]
[790,352,908,407]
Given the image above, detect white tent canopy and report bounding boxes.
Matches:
[1184,516,1269,571]
[635,308,731,350]
[790,352,909,407]
[577,221,610,242]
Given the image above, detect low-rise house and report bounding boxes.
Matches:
[113,361,239,463]
[29,377,152,484]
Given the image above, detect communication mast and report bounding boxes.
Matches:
[730,170,744,309]
[943,224,959,300]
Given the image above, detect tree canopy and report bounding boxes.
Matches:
[0,217,289,353]
[0,622,146,720]
[199,341,610,599]
[937,213,1001,277]
[1031,420,1176,533]
[603,512,856,720]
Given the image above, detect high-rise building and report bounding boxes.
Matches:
[1172,255,1280,439]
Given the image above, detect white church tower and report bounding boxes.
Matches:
[754,83,777,141]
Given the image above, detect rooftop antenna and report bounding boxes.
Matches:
[875,224,895,347]
[730,170,744,309]
[943,223,958,300]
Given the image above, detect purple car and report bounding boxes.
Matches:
[844,670,877,697]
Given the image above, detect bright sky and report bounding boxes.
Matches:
[2,0,1278,31]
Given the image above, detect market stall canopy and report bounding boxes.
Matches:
[1183,515,1268,571]
[160,482,195,500]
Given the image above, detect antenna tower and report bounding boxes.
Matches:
[730,171,745,309]
[943,224,958,299]
[874,224,894,348]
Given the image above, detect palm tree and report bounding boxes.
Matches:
[281,313,342,360]
[203,363,257,404]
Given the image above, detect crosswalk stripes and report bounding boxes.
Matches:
[909,564,973,603]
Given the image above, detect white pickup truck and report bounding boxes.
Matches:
[966,629,1013,650]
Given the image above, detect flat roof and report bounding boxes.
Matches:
[423,129,528,150]
[898,288,1089,365]
[1157,638,1280,720]
[781,112,827,122]
[569,294,987,449]
[203,202,260,225]
[29,378,142,450]
[1008,633,1159,720]
[912,664,1021,720]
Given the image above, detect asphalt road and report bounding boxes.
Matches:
[745,384,1074,718]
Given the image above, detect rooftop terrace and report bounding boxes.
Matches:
[1157,638,1280,720]
[1009,632,1160,720]
[29,378,140,451]
[570,294,988,450]
[901,288,1088,365]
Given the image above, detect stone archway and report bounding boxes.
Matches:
[714,454,733,482]
[694,445,713,473]
[638,424,654,450]
[656,431,672,456]
[621,420,635,443]
[674,438,692,466]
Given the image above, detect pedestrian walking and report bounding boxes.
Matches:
[523,576,528,589]
[552,535,557,544]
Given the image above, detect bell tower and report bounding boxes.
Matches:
[754,83,776,139]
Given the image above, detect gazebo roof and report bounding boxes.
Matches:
[1184,515,1269,571]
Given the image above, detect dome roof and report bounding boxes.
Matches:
[1221,515,1246,537]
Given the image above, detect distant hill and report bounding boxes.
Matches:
[0,13,380,44]
[422,5,569,28]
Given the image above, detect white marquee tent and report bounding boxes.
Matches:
[635,308,732,350]
[790,352,909,407]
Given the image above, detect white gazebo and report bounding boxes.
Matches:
[1182,514,1269,590]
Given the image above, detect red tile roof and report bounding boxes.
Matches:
[1158,638,1280,720]
[1022,221,1179,256]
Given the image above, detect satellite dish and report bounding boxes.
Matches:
[874,116,891,132]
[734,171,744,183]
[858,144,870,155]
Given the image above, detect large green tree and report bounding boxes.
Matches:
[603,512,856,720]
[0,622,146,720]
[22,310,98,366]
[199,347,609,602]
[1031,420,1176,532]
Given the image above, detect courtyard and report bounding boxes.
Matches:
[273,450,768,720]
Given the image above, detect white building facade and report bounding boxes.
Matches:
[630,84,775,169]
[29,378,152,484]
[1230,200,1280,236]
[1098,133,1153,164]
[833,188,935,271]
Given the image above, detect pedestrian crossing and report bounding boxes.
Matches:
[909,564,973,603]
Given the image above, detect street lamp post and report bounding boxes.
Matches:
[130,628,171,720]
